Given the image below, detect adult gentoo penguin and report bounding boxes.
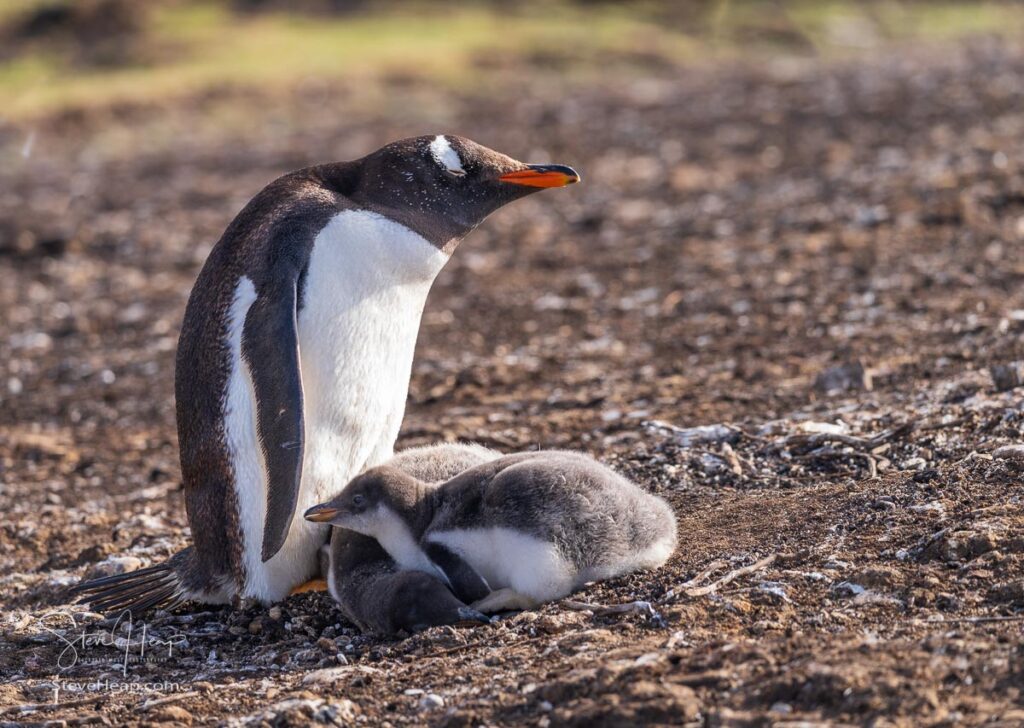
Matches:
[305,451,678,615]
[72,136,579,613]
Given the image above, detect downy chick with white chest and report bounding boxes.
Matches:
[306,451,678,613]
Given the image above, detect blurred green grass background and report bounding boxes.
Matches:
[0,0,1021,119]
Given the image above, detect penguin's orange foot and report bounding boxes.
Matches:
[289,578,328,595]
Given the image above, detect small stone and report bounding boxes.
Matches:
[814,360,872,395]
[853,566,900,589]
[643,420,740,447]
[990,361,1024,391]
[84,556,143,580]
[988,580,1024,605]
[302,665,382,687]
[799,420,850,435]
[418,694,444,711]
[993,444,1024,461]
[901,457,927,471]
[966,532,999,557]
[910,501,946,517]
[268,606,282,621]
[150,706,193,725]
[699,452,730,475]
[248,618,263,634]
[238,697,358,726]
[832,581,866,598]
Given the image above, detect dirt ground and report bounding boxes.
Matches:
[2,36,1024,727]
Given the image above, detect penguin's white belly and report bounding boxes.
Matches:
[427,528,577,602]
[225,209,448,602]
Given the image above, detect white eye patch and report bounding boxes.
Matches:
[429,135,466,176]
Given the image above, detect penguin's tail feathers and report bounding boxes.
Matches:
[69,548,196,616]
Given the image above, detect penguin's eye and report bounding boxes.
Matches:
[352,494,366,508]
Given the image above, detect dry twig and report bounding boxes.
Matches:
[680,553,779,597]
[676,559,729,591]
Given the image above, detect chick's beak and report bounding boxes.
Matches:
[499,164,581,188]
[304,504,340,523]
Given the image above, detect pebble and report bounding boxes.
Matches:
[418,694,445,711]
[84,556,143,580]
[799,420,850,435]
[853,566,900,589]
[302,665,382,687]
[150,706,193,725]
[227,698,358,726]
[993,444,1024,461]
[814,360,872,394]
[990,362,1024,391]
[643,420,740,447]
[832,581,866,597]
[910,501,946,516]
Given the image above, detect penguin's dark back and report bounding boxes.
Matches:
[173,166,352,587]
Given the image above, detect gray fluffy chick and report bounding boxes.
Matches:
[308,450,677,613]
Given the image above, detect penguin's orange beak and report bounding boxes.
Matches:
[499,164,581,188]
[304,504,340,523]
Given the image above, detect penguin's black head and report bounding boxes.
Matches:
[348,135,580,252]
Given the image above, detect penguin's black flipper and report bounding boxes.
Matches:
[424,542,491,604]
[242,272,305,563]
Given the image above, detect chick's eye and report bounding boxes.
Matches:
[352,494,366,507]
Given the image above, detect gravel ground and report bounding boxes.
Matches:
[1,38,1023,726]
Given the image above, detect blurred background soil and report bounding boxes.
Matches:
[1,1,1023,725]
